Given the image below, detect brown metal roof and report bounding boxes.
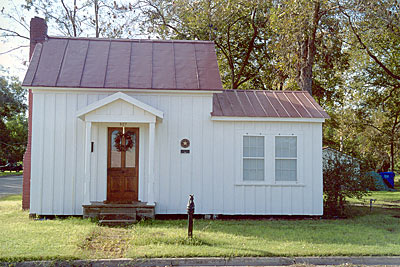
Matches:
[212,90,330,119]
[22,37,223,90]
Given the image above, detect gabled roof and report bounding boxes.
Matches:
[76,92,164,120]
[23,37,223,91]
[212,90,330,119]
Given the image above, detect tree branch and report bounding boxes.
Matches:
[60,0,77,37]
[232,8,259,88]
[0,45,29,55]
[0,28,29,40]
[363,123,385,134]
[342,9,400,81]
[143,1,184,37]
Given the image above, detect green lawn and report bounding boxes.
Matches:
[0,171,23,177]
[347,191,400,208]
[1,194,400,262]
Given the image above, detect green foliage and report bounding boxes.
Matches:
[323,156,374,216]
[321,1,400,173]
[270,0,350,99]
[139,0,277,89]
[0,76,27,165]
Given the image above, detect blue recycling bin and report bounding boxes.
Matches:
[380,172,395,189]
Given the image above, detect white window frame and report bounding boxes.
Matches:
[241,134,266,183]
[274,134,299,184]
[235,130,304,186]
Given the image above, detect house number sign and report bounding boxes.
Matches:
[181,138,190,154]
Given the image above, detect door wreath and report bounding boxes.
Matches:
[114,131,134,152]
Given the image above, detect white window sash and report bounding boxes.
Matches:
[274,135,298,182]
[242,135,265,182]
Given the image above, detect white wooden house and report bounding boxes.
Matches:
[22,18,329,219]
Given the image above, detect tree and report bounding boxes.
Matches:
[0,0,141,56]
[22,0,139,38]
[339,0,400,84]
[0,75,27,165]
[270,0,350,98]
[338,0,400,172]
[323,155,374,216]
[139,0,277,89]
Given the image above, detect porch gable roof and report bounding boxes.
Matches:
[76,92,164,120]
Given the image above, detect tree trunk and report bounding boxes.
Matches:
[73,0,77,37]
[95,0,99,38]
[390,139,394,172]
[297,38,313,94]
[390,114,399,172]
[296,1,320,95]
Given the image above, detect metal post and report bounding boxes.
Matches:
[187,195,195,238]
[370,199,376,211]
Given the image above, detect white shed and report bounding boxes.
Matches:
[22,18,329,219]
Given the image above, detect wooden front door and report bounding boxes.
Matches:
[107,127,139,203]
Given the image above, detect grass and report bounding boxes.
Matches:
[347,191,400,208]
[0,195,96,262]
[1,194,400,262]
[0,171,23,177]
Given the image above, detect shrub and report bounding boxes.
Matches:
[323,156,374,216]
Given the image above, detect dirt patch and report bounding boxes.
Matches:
[79,227,131,258]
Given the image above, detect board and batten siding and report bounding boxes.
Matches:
[30,90,323,216]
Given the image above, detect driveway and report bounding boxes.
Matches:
[0,175,23,197]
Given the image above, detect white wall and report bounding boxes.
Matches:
[30,90,323,215]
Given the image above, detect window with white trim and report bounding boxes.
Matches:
[275,136,297,181]
[243,136,264,181]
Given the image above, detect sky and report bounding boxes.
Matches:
[0,0,33,81]
[0,0,147,81]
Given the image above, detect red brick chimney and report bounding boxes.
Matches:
[22,17,47,210]
[29,17,47,59]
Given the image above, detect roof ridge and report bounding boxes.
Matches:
[47,36,215,44]
[222,89,307,92]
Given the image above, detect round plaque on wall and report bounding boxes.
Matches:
[180,138,190,148]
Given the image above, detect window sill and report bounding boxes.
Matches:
[235,182,305,187]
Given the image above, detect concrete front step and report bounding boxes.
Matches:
[86,202,155,208]
[83,201,155,222]
[99,219,136,226]
[99,212,136,221]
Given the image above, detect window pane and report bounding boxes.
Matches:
[243,159,264,181]
[256,169,264,180]
[125,131,136,168]
[250,136,257,147]
[257,137,264,157]
[243,147,250,157]
[243,136,264,157]
[243,136,250,147]
[111,130,121,168]
[275,159,297,181]
[275,136,297,157]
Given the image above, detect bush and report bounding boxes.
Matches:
[323,156,374,216]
